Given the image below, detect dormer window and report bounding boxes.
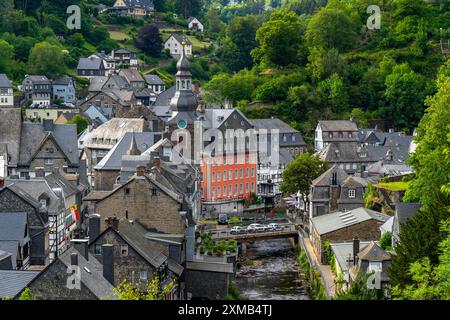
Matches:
[328,132,333,138]
[338,132,343,138]
[348,132,353,138]
[348,189,356,198]
[40,199,47,209]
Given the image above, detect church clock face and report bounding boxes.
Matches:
[178,119,187,129]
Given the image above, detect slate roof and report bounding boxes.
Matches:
[152,85,176,108]
[331,241,371,273]
[119,69,144,83]
[357,241,391,261]
[341,176,363,188]
[0,242,18,267]
[4,179,62,214]
[18,122,79,166]
[168,33,192,46]
[88,76,108,92]
[393,202,421,238]
[40,247,117,299]
[84,105,112,124]
[118,0,154,9]
[94,132,160,170]
[114,219,169,269]
[84,118,146,149]
[77,57,103,70]
[0,107,21,166]
[0,74,12,88]
[318,120,358,131]
[251,118,298,133]
[44,170,79,198]
[0,270,39,298]
[52,76,73,86]
[23,75,51,85]
[318,142,375,163]
[311,207,390,235]
[311,165,349,187]
[145,74,165,85]
[0,212,28,265]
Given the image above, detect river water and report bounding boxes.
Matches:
[235,238,311,300]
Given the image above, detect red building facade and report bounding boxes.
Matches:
[201,152,257,201]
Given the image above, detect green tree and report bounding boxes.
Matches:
[68,115,89,134]
[317,73,349,114]
[388,77,450,288]
[392,218,450,300]
[28,41,66,79]
[0,39,14,74]
[384,63,434,132]
[307,47,344,82]
[251,10,305,67]
[134,24,163,57]
[220,15,258,71]
[113,277,176,300]
[18,288,34,300]
[205,6,226,37]
[280,153,328,206]
[379,231,392,251]
[305,5,358,52]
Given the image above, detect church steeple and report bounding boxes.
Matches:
[170,39,198,112]
[127,132,140,156]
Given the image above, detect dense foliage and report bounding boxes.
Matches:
[203,0,450,141]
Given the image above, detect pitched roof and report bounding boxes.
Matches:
[311,207,390,235]
[0,270,39,298]
[0,212,27,243]
[152,85,176,108]
[311,165,348,186]
[168,33,192,46]
[0,242,18,267]
[318,120,358,131]
[341,176,363,188]
[119,69,144,83]
[77,57,103,70]
[94,132,160,170]
[84,118,146,149]
[330,241,371,273]
[18,122,79,166]
[52,247,117,299]
[251,118,298,133]
[357,241,391,261]
[23,75,50,84]
[4,179,62,214]
[317,142,374,163]
[88,76,108,92]
[52,76,73,86]
[145,74,165,85]
[0,74,12,88]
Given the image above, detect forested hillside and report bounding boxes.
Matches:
[201,0,450,144]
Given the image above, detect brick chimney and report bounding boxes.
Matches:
[0,177,4,188]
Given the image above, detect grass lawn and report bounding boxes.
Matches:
[377,181,410,191]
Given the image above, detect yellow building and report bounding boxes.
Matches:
[25,106,80,122]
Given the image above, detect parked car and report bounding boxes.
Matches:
[267,223,284,232]
[247,223,266,233]
[230,226,246,234]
